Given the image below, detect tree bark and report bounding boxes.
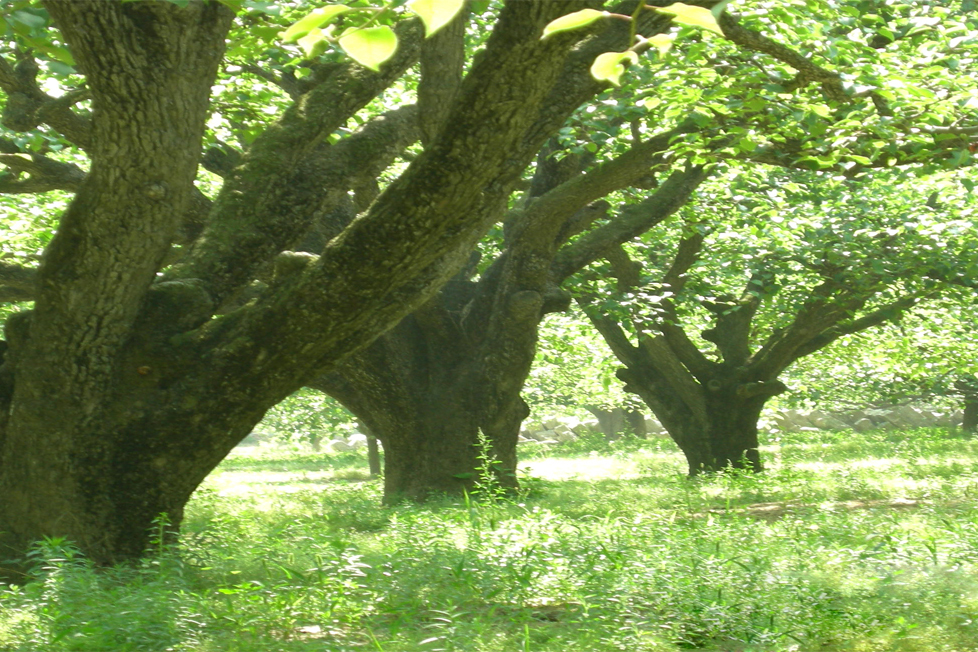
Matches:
[310,301,529,501]
[618,361,769,472]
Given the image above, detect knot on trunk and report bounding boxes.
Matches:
[736,379,787,399]
[507,290,542,321]
[143,280,215,334]
[541,286,571,314]
[273,251,319,283]
[1,92,38,132]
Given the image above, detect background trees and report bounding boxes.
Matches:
[579,166,978,473]
[309,0,978,498]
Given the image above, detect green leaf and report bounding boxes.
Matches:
[710,0,733,18]
[282,5,352,43]
[46,45,75,67]
[9,10,47,29]
[590,50,638,87]
[297,28,329,58]
[655,3,725,36]
[339,26,399,72]
[641,96,661,110]
[541,9,608,39]
[407,0,465,38]
[646,33,676,56]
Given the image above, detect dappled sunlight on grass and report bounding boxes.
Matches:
[520,455,640,481]
[2,428,978,651]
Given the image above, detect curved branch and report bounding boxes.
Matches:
[793,294,920,359]
[418,2,468,147]
[0,152,86,193]
[168,21,425,306]
[0,52,92,150]
[551,164,708,282]
[718,12,891,115]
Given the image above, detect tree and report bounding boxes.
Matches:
[579,166,978,474]
[0,0,646,567]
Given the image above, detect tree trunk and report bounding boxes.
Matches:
[0,0,597,568]
[367,434,382,477]
[618,364,769,474]
[310,298,533,502]
[963,398,978,434]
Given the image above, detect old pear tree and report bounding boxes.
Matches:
[0,0,668,566]
[579,165,978,474]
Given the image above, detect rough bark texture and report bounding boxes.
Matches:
[309,143,706,500]
[310,287,530,500]
[0,1,233,566]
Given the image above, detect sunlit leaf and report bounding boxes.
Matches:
[646,33,676,56]
[655,3,724,36]
[407,0,465,37]
[541,9,608,39]
[590,50,638,87]
[282,5,352,43]
[297,28,327,58]
[339,26,399,72]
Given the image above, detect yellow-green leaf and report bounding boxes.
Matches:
[655,3,724,36]
[407,0,465,37]
[646,33,676,56]
[590,50,638,87]
[282,5,352,43]
[339,26,399,72]
[541,9,608,39]
[641,96,662,110]
[297,28,328,58]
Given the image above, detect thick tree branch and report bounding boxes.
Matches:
[750,279,870,378]
[176,2,595,398]
[509,128,694,250]
[0,152,86,193]
[15,0,232,417]
[0,261,37,295]
[551,164,708,282]
[638,333,708,416]
[793,294,920,359]
[295,104,422,253]
[700,268,769,367]
[418,2,469,147]
[168,20,425,307]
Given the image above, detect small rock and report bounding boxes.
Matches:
[328,439,354,453]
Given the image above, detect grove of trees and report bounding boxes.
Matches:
[0,0,975,568]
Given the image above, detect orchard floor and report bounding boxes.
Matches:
[2,429,978,652]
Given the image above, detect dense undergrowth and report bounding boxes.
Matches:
[2,428,978,651]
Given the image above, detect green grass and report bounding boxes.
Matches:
[3,428,978,651]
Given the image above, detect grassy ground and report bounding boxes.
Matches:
[2,428,978,651]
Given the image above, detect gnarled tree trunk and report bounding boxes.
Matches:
[617,360,772,472]
[311,262,538,500]
[0,0,596,568]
